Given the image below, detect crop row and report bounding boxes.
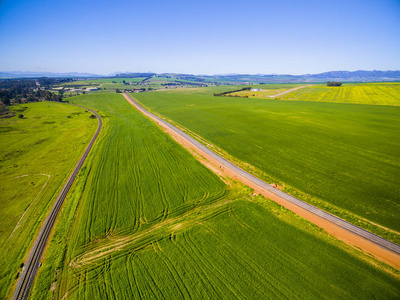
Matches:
[30,93,400,299]
[133,88,400,235]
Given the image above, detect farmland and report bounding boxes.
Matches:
[279,82,400,105]
[29,93,400,299]
[57,74,212,93]
[132,86,400,240]
[226,82,400,106]
[0,102,97,298]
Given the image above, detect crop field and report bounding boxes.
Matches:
[59,75,210,92]
[225,83,400,105]
[0,102,97,298]
[29,93,400,299]
[279,82,400,105]
[229,84,309,98]
[133,88,400,239]
[59,78,148,91]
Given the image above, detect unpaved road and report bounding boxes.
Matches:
[12,105,102,300]
[266,85,312,97]
[123,93,400,270]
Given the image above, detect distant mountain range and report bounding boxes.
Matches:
[1,70,399,82]
[305,70,400,81]
[0,71,103,78]
[207,70,400,83]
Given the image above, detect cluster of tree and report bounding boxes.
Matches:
[213,87,251,97]
[142,76,153,82]
[327,81,342,86]
[0,79,37,89]
[0,87,63,106]
[0,78,72,89]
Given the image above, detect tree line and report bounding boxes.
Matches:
[213,87,251,97]
[327,81,342,86]
[0,86,63,106]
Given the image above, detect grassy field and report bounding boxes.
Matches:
[59,75,210,92]
[29,93,400,299]
[278,82,400,105]
[132,87,400,238]
[0,102,97,298]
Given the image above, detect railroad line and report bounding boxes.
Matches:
[11,105,102,300]
[123,93,400,260]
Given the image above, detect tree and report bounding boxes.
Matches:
[18,114,24,118]
[327,81,342,87]
[116,89,121,93]
[1,96,11,106]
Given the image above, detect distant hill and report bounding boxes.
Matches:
[307,70,400,81]
[0,71,102,78]
[203,70,400,83]
[1,70,399,82]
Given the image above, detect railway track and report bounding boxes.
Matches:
[123,93,400,258]
[11,105,102,300]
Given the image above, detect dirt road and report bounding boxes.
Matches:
[266,85,312,97]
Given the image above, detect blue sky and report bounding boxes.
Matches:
[0,0,399,75]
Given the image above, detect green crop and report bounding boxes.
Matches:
[30,93,400,299]
[133,86,400,237]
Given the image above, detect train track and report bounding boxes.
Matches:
[123,93,400,257]
[11,105,102,300]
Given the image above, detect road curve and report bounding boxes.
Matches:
[12,104,102,300]
[123,93,400,268]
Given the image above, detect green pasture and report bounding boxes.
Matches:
[60,77,148,91]
[0,102,97,298]
[30,93,400,299]
[133,88,400,237]
[59,76,213,92]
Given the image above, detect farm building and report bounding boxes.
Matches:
[251,88,262,91]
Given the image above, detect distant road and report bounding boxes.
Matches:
[123,93,400,269]
[266,85,312,97]
[12,105,102,300]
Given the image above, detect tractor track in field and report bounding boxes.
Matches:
[122,93,400,270]
[11,104,102,300]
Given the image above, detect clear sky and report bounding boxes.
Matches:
[0,0,399,75]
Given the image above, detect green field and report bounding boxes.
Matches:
[58,75,213,93]
[132,87,400,239]
[279,82,400,105]
[30,93,400,299]
[225,83,400,106]
[0,102,97,298]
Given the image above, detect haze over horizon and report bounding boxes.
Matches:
[0,0,399,75]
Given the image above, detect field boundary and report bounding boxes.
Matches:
[123,93,400,270]
[11,104,102,300]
